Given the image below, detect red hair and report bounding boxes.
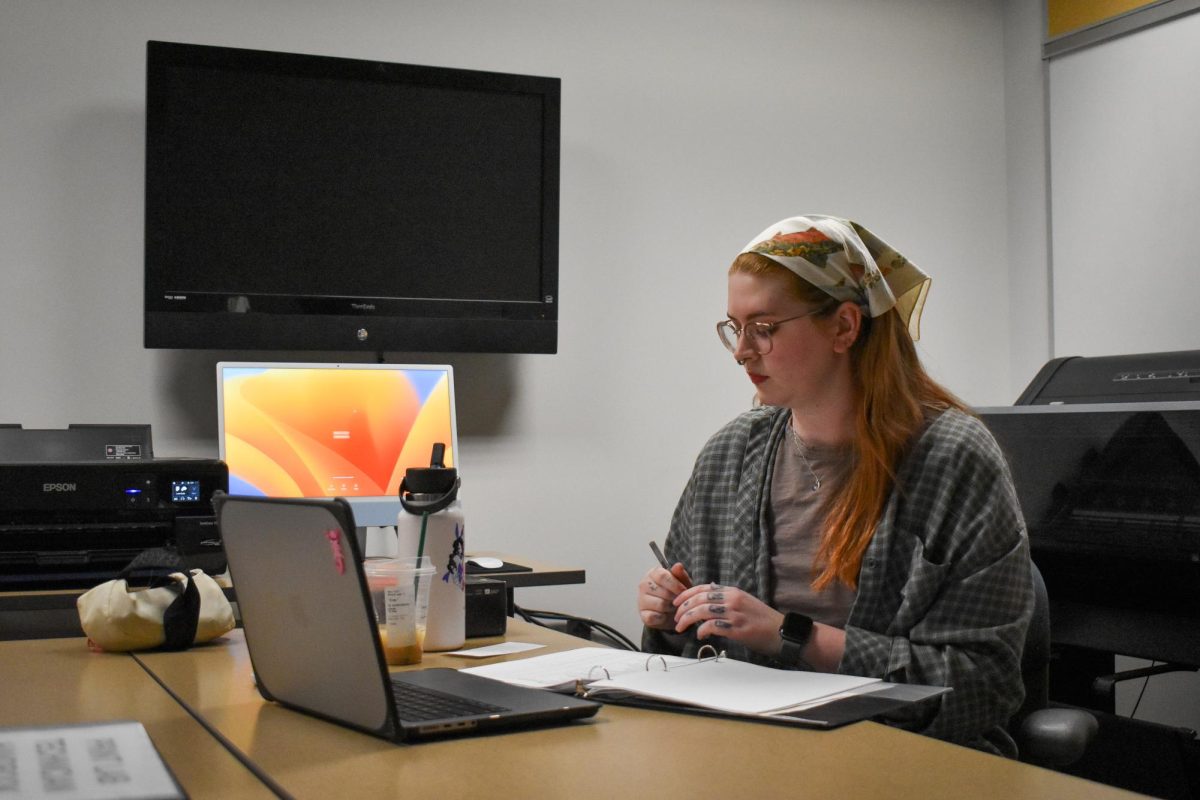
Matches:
[730,253,966,589]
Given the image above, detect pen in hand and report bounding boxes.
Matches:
[649,540,692,589]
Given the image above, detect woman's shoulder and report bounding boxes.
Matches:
[689,405,787,472]
[907,406,1007,476]
[703,405,787,449]
[896,407,1027,568]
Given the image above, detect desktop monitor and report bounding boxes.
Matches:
[216,362,457,526]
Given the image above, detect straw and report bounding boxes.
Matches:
[416,511,430,561]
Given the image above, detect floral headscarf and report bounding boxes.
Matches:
[740,215,930,340]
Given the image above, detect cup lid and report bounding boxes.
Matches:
[363,555,435,575]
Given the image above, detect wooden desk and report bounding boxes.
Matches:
[0,636,275,798]
[133,622,1147,800]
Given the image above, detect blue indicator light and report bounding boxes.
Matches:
[124,488,143,495]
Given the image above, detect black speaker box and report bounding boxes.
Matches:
[466,576,507,638]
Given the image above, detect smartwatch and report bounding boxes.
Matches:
[778,612,814,665]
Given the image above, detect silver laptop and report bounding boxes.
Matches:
[214,494,599,742]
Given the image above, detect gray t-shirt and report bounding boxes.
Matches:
[768,428,857,627]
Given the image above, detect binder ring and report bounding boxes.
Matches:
[587,665,612,680]
[644,654,670,672]
[697,644,725,663]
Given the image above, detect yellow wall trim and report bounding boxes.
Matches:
[1048,0,1162,38]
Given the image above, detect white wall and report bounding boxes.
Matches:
[1002,0,1053,395]
[0,1,1013,640]
[1049,11,1200,358]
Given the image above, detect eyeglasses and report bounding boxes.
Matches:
[716,308,824,355]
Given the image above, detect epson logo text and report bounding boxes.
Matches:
[43,482,77,493]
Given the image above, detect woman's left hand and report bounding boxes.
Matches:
[673,583,784,655]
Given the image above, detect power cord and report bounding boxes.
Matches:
[512,605,639,651]
[1130,660,1157,719]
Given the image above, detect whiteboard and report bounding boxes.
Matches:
[1048,10,1200,358]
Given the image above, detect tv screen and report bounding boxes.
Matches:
[144,41,560,353]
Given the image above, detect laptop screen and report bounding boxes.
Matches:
[216,363,457,523]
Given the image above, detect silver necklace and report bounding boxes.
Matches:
[788,422,821,492]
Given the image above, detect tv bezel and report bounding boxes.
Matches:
[143,41,560,354]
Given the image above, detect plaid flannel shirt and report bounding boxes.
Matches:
[642,406,1033,756]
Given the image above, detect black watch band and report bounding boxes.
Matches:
[778,612,814,665]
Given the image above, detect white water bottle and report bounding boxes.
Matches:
[397,444,465,651]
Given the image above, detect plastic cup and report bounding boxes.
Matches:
[364,556,434,665]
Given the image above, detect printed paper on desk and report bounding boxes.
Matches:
[0,720,183,800]
[444,642,546,658]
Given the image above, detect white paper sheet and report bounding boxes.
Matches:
[443,641,546,658]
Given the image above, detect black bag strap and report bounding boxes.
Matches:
[118,546,184,586]
[117,547,201,651]
[159,573,201,651]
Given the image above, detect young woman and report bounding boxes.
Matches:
[637,215,1033,756]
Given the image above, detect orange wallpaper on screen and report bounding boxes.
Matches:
[222,369,454,498]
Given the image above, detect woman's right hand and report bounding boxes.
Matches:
[638,563,693,630]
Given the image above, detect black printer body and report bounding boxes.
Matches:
[987,352,1200,800]
[0,459,228,590]
[980,350,1200,663]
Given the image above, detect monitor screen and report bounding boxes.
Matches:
[216,362,457,525]
[146,41,560,353]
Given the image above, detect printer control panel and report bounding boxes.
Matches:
[1,460,226,514]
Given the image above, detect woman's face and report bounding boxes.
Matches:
[725,270,849,412]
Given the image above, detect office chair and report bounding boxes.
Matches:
[1011,562,1099,767]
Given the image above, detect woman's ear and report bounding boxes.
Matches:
[831,301,863,354]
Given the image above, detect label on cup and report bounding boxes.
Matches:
[384,585,418,645]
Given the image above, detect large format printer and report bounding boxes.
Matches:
[981,350,1200,685]
[979,350,1200,797]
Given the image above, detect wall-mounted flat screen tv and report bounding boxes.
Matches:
[144,41,560,353]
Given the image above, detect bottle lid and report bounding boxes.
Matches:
[399,443,460,514]
[402,465,458,496]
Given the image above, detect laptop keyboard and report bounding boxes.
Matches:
[390,678,509,722]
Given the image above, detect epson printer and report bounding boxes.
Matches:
[0,425,227,591]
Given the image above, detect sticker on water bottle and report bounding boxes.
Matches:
[443,522,466,588]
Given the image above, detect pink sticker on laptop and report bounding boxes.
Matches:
[325,529,346,575]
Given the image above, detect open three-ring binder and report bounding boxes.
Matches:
[461,647,949,728]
